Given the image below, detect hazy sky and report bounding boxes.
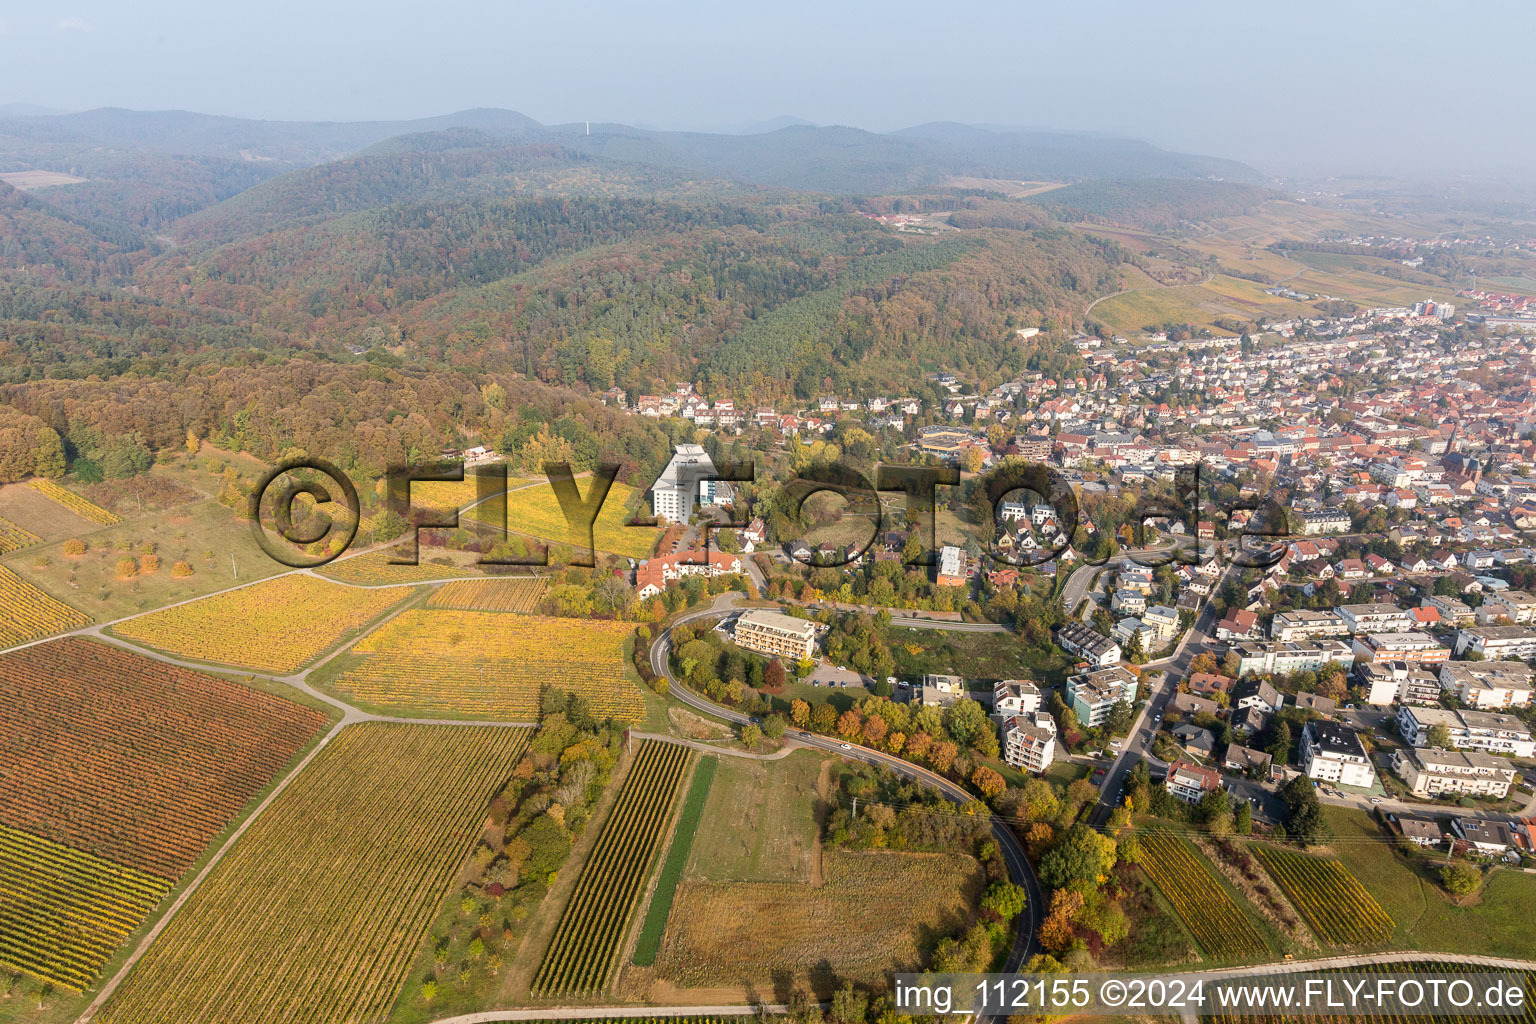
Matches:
[2,0,1532,179]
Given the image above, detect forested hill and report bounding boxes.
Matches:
[1,107,1263,214]
[174,138,709,241]
[1029,178,1279,229]
[0,107,1249,479]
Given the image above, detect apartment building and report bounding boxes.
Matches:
[650,443,716,524]
[1396,705,1535,758]
[993,679,1042,717]
[1299,509,1351,534]
[1437,661,1535,709]
[1358,661,1441,706]
[1300,721,1376,788]
[1002,713,1057,774]
[1480,589,1536,624]
[1233,640,1354,677]
[1270,609,1348,642]
[1351,631,1450,667]
[732,608,818,661]
[1142,604,1180,643]
[1057,620,1122,668]
[1454,624,1536,660]
[1424,595,1475,626]
[1065,665,1138,727]
[1391,746,1516,799]
[1336,602,1414,634]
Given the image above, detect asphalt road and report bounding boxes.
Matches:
[1083,558,1239,828]
[649,594,1042,976]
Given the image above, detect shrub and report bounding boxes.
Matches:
[115,557,138,578]
[63,538,88,557]
[1441,860,1481,896]
[172,561,194,578]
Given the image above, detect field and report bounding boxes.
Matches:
[0,638,328,994]
[93,723,530,1024]
[111,573,410,673]
[26,478,120,525]
[0,824,171,993]
[887,625,1073,684]
[1253,843,1393,946]
[633,755,718,966]
[1137,830,1270,962]
[0,170,88,189]
[328,609,644,721]
[316,548,486,585]
[1090,274,1314,334]
[1316,805,1536,957]
[491,479,659,561]
[686,750,824,884]
[0,516,38,554]
[624,751,979,998]
[0,637,330,877]
[0,483,98,541]
[533,739,692,997]
[0,565,92,648]
[427,576,547,612]
[1,496,294,623]
[644,851,981,993]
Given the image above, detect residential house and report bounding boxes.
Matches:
[1165,760,1222,803]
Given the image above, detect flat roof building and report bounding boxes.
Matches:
[733,608,818,661]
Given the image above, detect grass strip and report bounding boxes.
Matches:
[631,754,718,965]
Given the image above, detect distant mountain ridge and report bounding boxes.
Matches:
[0,106,1263,194]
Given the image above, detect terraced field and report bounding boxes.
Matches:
[533,740,692,996]
[94,723,530,1024]
[427,576,547,612]
[0,824,171,992]
[0,565,93,648]
[112,573,410,672]
[330,609,643,720]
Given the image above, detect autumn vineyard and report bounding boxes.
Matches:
[93,723,531,1024]
[1253,843,1395,946]
[427,576,548,612]
[533,739,692,997]
[1137,829,1269,962]
[112,573,410,673]
[334,609,644,720]
[25,478,121,526]
[0,565,92,647]
[0,637,329,992]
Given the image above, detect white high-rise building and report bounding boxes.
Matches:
[651,444,717,524]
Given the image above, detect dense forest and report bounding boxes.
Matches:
[0,114,1240,480]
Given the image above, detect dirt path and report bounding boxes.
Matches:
[810,759,833,887]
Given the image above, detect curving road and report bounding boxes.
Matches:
[648,594,1042,976]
